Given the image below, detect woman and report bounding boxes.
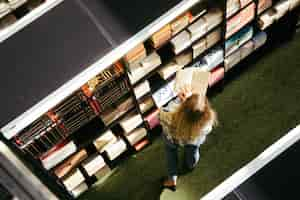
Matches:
[159,88,218,191]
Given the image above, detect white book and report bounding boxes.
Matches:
[119,112,143,133]
[188,17,207,42]
[93,130,118,153]
[193,38,207,59]
[174,51,193,66]
[62,168,85,191]
[174,68,210,102]
[126,128,147,146]
[141,52,162,70]
[203,8,223,31]
[274,0,290,20]
[134,80,151,99]
[82,154,106,176]
[71,182,88,198]
[224,49,241,72]
[171,30,192,54]
[158,61,183,80]
[103,139,127,161]
[41,141,77,170]
[152,82,176,108]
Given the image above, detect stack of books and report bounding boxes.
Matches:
[123,128,147,146]
[128,52,162,84]
[226,2,256,38]
[48,91,96,135]
[102,139,127,161]
[123,44,147,68]
[158,61,184,80]
[170,12,193,35]
[40,141,77,170]
[227,0,253,18]
[15,115,65,158]
[192,27,222,59]
[54,149,88,178]
[119,112,143,134]
[225,26,254,56]
[134,80,151,99]
[144,109,160,129]
[171,30,192,54]
[100,97,134,126]
[225,31,267,71]
[93,130,118,153]
[257,0,273,14]
[139,97,155,113]
[209,66,225,87]
[150,24,172,49]
[62,168,85,192]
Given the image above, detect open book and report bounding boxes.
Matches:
[174,68,210,101]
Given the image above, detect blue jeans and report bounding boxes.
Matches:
[162,134,201,181]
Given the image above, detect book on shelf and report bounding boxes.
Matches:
[224,47,241,71]
[258,8,277,30]
[226,2,255,38]
[7,0,27,10]
[124,127,147,146]
[0,14,16,30]
[62,168,85,191]
[191,46,224,72]
[139,97,155,113]
[273,0,290,20]
[119,112,143,134]
[252,31,267,50]
[71,182,88,198]
[124,43,147,66]
[225,26,254,57]
[174,68,210,102]
[171,30,192,54]
[227,0,241,17]
[171,12,192,35]
[82,154,106,176]
[174,51,193,67]
[40,141,77,170]
[94,165,112,180]
[128,52,162,84]
[144,109,160,129]
[158,61,184,80]
[188,16,207,43]
[193,27,222,59]
[203,8,223,31]
[100,97,134,126]
[134,138,150,151]
[240,40,255,59]
[103,139,127,161]
[152,81,176,108]
[150,24,172,49]
[134,80,151,99]
[257,0,273,14]
[209,66,225,87]
[54,149,88,178]
[93,130,118,153]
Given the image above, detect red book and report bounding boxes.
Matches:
[145,109,160,129]
[209,67,225,87]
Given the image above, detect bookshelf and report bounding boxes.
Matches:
[0,0,299,199]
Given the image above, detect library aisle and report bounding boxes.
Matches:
[78,24,300,200]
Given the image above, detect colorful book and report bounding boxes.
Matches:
[144,109,160,129]
[209,66,225,87]
[54,149,88,178]
[134,80,150,99]
[119,112,143,133]
[226,2,255,38]
[40,141,77,170]
[171,12,192,35]
[124,128,148,146]
[62,168,85,191]
[93,130,118,153]
[150,24,172,48]
[82,154,106,176]
[225,26,254,56]
[124,43,147,66]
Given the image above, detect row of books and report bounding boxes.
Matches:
[0,0,45,30]
[227,0,253,18]
[258,0,300,30]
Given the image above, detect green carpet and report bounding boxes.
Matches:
[79,28,300,200]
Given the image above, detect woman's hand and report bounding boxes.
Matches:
[178,85,192,102]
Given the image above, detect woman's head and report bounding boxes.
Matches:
[171,94,217,142]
